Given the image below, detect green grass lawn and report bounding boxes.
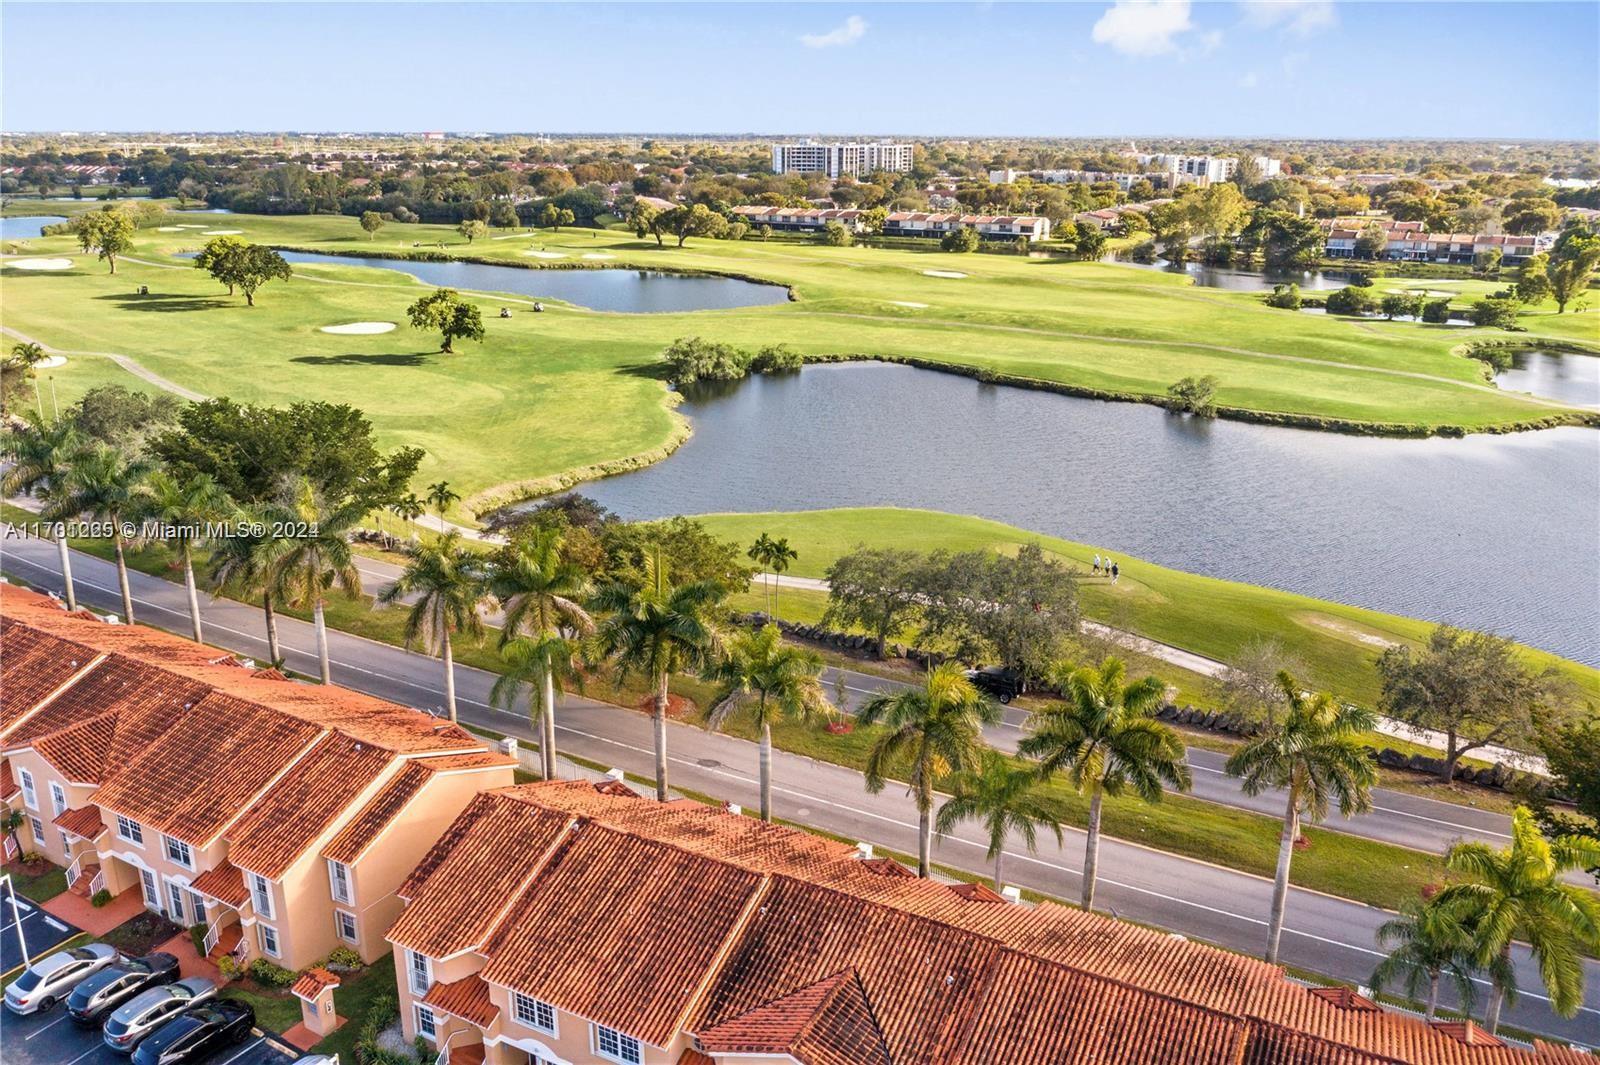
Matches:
[4,211,1594,521]
[311,955,397,1061]
[4,859,67,902]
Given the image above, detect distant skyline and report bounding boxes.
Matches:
[3,2,1597,139]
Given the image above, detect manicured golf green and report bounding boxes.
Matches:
[4,210,1596,518]
[694,507,1600,706]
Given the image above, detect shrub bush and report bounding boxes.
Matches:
[189,923,208,956]
[749,344,802,375]
[820,221,853,247]
[90,888,112,908]
[661,336,750,383]
[323,946,363,971]
[1325,286,1377,316]
[218,956,242,982]
[1421,298,1453,324]
[1166,375,1219,418]
[247,958,297,989]
[941,226,981,253]
[1469,297,1522,330]
[1264,283,1301,310]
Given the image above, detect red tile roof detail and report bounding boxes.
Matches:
[292,967,341,1001]
[859,857,914,878]
[0,618,101,738]
[694,969,891,1065]
[53,804,105,840]
[189,862,249,908]
[0,761,15,801]
[1429,1022,1503,1048]
[948,882,1007,903]
[323,762,432,865]
[677,1051,715,1065]
[423,974,500,1028]
[1311,987,1383,1012]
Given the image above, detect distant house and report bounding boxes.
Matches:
[633,195,676,213]
[1321,221,1546,265]
[730,205,863,233]
[883,211,1052,242]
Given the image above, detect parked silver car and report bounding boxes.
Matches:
[4,943,121,1015]
[102,977,216,1053]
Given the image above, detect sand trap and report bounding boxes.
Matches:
[319,321,397,335]
[491,232,537,240]
[7,257,74,271]
[174,224,208,229]
[1405,289,1458,298]
[922,269,967,279]
[581,253,615,260]
[156,226,185,232]
[522,250,567,259]
[1299,613,1399,649]
[890,300,928,308]
[203,229,243,235]
[35,355,67,368]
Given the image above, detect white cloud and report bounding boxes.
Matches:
[801,14,868,48]
[1238,0,1337,38]
[1091,0,1194,57]
[1237,71,1260,88]
[1197,28,1224,52]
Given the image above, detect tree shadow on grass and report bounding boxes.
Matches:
[92,293,234,312]
[291,352,433,367]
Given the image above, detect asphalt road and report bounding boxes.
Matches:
[4,534,1597,1047]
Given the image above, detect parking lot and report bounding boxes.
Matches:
[0,1002,300,1065]
[0,893,80,974]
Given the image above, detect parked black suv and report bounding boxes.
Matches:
[965,666,1024,703]
[66,953,180,1026]
[132,1000,255,1065]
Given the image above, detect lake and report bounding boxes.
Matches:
[276,251,791,313]
[1,216,67,239]
[554,362,1599,664]
[1497,348,1600,408]
[1110,258,1352,291]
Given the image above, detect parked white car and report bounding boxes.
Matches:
[4,943,121,1015]
[103,977,217,1053]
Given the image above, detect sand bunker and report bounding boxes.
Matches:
[319,321,397,335]
[203,229,243,235]
[581,253,616,260]
[922,270,966,279]
[890,300,929,308]
[522,250,567,259]
[7,257,74,271]
[35,355,67,368]
[156,226,184,232]
[174,224,208,229]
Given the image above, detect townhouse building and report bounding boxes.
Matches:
[882,211,1052,242]
[729,205,864,233]
[385,781,1590,1065]
[1321,221,1546,265]
[0,585,516,973]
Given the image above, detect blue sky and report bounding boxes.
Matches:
[3,2,1596,138]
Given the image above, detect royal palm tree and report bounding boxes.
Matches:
[491,633,584,778]
[1020,656,1190,911]
[133,470,230,642]
[1432,808,1600,1032]
[391,491,424,540]
[746,533,775,613]
[273,478,365,685]
[43,444,150,623]
[705,623,833,821]
[591,546,726,801]
[425,480,459,523]
[489,528,594,777]
[1224,672,1376,963]
[767,536,798,620]
[378,531,491,723]
[858,662,1001,877]
[1370,896,1481,1021]
[2,417,82,610]
[936,748,1064,891]
[207,502,294,667]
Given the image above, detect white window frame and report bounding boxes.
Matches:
[414,1004,437,1042]
[335,909,358,944]
[594,1024,642,1065]
[407,949,433,996]
[327,859,352,905]
[18,769,37,811]
[49,781,67,818]
[512,991,557,1036]
[28,815,45,845]
[248,871,274,919]
[166,880,187,923]
[115,814,144,846]
[258,923,280,958]
[163,834,194,870]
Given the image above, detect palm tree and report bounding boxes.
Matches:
[425,480,458,523]
[936,748,1064,890]
[491,634,584,777]
[273,478,365,685]
[43,444,150,623]
[378,531,490,723]
[591,546,726,802]
[489,528,594,777]
[705,623,833,821]
[1370,896,1480,1021]
[767,536,798,620]
[1432,808,1600,1032]
[746,533,775,613]
[207,502,293,667]
[858,662,1001,877]
[1224,672,1376,963]
[2,417,82,610]
[133,470,230,642]
[8,341,47,369]
[391,492,424,540]
[1020,656,1190,912]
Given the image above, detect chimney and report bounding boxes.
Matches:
[1001,885,1022,904]
[723,802,742,816]
[605,767,625,782]
[855,842,874,860]
[498,737,518,758]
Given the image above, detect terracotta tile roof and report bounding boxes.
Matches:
[694,969,891,1065]
[53,804,105,840]
[0,618,100,739]
[677,1051,715,1065]
[423,974,500,1028]
[1311,987,1383,1013]
[189,862,248,908]
[321,750,515,866]
[0,761,15,801]
[291,967,340,1001]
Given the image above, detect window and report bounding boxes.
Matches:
[18,769,37,810]
[406,949,432,995]
[115,814,144,846]
[512,992,556,1035]
[248,871,274,919]
[335,910,358,944]
[258,923,280,958]
[327,860,352,905]
[167,881,187,923]
[594,1025,642,1065]
[49,782,67,818]
[59,831,72,852]
[414,1005,437,1041]
[163,835,193,870]
[28,816,45,845]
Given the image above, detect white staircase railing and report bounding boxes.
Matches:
[202,922,220,958]
[66,854,83,887]
[3,835,17,861]
[89,867,105,896]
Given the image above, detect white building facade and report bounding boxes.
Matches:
[771,140,914,178]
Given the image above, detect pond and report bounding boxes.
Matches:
[551,362,1599,664]
[1110,258,1351,291]
[1497,348,1600,408]
[275,251,790,314]
[1,216,67,239]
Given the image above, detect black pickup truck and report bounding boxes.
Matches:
[964,666,1024,703]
